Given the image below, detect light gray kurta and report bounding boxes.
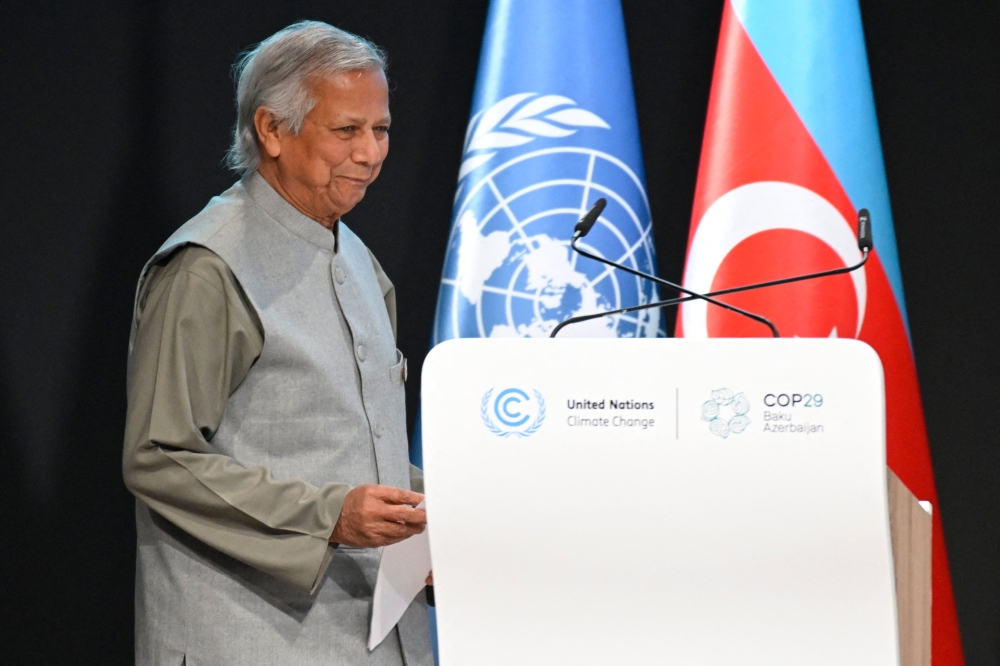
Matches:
[124,171,431,666]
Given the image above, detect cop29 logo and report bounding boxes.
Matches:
[481,388,546,438]
[702,388,751,439]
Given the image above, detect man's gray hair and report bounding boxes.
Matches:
[227,21,387,173]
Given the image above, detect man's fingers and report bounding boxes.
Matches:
[333,484,428,548]
[373,520,424,542]
[378,504,426,525]
[372,485,424,506]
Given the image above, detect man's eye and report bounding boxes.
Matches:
[374,126,390,134]
[336,126,356,133]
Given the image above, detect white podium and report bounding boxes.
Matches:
[421,338,929,665]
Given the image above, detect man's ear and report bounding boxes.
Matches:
[254,107,283,159]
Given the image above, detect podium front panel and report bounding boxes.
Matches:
[422,338,896,665]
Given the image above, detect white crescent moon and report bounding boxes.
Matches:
[682,182,867,338]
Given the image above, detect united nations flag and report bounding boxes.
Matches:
[418,3,660,658]
[432,0,663,344]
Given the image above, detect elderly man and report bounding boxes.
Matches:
[123,21,432,665]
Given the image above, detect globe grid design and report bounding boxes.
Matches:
[702,388,751,439]
[435,146,663,342]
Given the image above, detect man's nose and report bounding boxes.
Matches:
[352,129,382,166]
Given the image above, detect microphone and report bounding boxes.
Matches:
[857,208,873,252]
[574,198,606,237]
[564,198,780,337]
[552,207,873,338]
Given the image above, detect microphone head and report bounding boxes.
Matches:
[574,198,607,238]
[857,208,873,252]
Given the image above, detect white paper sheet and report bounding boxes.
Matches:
[367,500,431,651]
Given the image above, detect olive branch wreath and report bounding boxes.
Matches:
[458,92,610,181]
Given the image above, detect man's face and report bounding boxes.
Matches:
[262,68,390,224]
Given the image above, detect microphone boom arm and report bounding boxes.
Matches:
[568,235,781,338]
[551,247,869,338]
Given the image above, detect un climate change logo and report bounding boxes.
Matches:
[481,388,546,438]
[435,93,662,342]
[702,388,751,439]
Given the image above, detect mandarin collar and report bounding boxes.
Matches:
[243,170,339,253]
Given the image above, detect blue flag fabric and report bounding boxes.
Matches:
[431,0,662,346]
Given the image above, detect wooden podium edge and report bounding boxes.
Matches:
[888,468,932,666]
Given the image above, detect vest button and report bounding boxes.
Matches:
[373,422,383,438]
[334,267,346,284]
[357,344,367,362]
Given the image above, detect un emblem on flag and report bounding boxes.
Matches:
[435,93,662,342]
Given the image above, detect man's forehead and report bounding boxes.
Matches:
[311,68,387,92]
[311,72,389,113]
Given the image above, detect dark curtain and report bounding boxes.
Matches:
[1,1,997,662]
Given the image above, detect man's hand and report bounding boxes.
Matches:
[330,484,426,548]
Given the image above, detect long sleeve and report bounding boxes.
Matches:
[123,246,348,592]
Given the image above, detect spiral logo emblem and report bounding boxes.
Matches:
[701,388,751,439]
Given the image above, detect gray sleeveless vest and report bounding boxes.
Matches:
[130,172,431,666]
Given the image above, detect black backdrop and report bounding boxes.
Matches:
[1,1,998,663]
